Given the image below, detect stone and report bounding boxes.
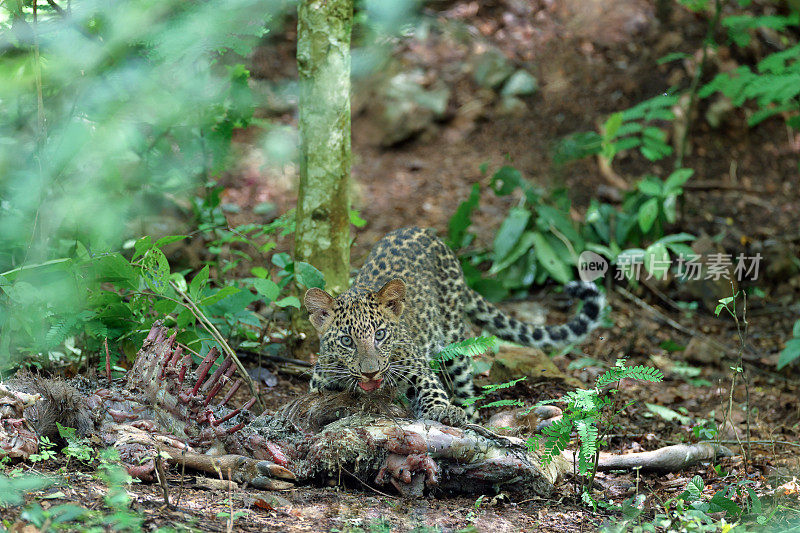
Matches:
[371,70,451,146]
[501,69,538,97]
[489,345,584,388]
[683,337,724,364]
[472,49,515,89]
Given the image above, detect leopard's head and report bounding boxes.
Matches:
[304,279,405,393]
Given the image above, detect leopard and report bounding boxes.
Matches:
[304,227,605,427]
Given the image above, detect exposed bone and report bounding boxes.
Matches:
[594,443,733,472]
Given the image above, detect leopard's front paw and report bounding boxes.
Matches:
[425,404,468,427]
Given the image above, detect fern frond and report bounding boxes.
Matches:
[431,335,497,369]
[480,398,524,410]
[540,429,571,467]
[576,419,599,475]
[596,365,663,389]
[84,320,109,339]
[562,389,600,413]
[45,316,77,347]
[480,376,526,394]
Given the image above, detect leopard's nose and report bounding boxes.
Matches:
[362,371,379,380]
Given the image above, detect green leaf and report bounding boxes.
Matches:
[793,319,800,338]
[637,178,663,197]
[664,168,694,193]
[92,254,138,290]
[199,286,241,306]
[140,248,171,294]
[493,207,531,262]
[657,52,690,65]
[489,231,537,274]
[645,403,692,425]
[536,205,583,249]
[490,166,524,196]
[253,278,280,302]
[350,209,367,227]
[709,490,743,516]
[251,266,270,279]
[431,336,498,369]
[531,232,572,284]
[637,198,659,233]
[132,236,153,261]
[481,399,524,409]
[654,232,695,245]
[275,296,301,308]
[603,112,624,140]
[778,339,800,370]
[1,258,73,282]
[644,242,670,280]
[189,265,210,300]
[448,183,481,249]
[663,194,678,224]
[155,235,188,248]
[295,262,325,289]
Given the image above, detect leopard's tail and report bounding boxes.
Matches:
[464,281,605,350]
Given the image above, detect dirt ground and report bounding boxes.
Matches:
[5,1,800,531]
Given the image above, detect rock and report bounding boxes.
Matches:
[371,70,451,146]
[472,49,515,89]
[489,346,584,388]
[682,337,724,364]
[500,69,538,97]
[705,96,735,129]
[495,95,527,116]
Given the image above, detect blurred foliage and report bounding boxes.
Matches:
[0,0,295,370]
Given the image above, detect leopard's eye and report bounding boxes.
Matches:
[339,335,354,348]
[374,328,387,342]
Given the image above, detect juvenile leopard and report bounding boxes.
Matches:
[304,227,605,426]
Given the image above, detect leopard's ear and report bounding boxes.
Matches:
[376,278,405,319]
[304,288,335,332]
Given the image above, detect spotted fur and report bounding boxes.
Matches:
[304,227,605,426]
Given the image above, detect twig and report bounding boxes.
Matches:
[641,279,683,313]
[44,0,65,15]
[237,349,311,367]
[711,439,800,449]
[154,447,170,507]
[104,338,112,381]
[273,363,312,379]
[338,465,398,499]
[683,181,767,193]
[174,447,187,508]
[227,468,234,533]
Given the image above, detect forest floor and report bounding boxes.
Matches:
[6,1,800,532]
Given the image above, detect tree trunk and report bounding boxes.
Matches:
[295,0,353,295]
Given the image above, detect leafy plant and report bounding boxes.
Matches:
[528,360,663,501]
[554,92,679,166]
[28,436,57,464]
[58,423,95,465]
[700,42,800,131]
[448,165,695,299]
[0,0,295,372]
